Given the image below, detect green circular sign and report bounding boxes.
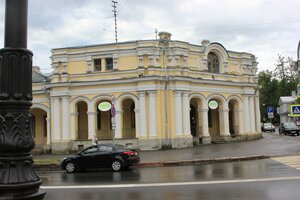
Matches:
[98,102,112,111]
[208,100,218,109]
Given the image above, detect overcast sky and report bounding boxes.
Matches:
[0,0,299,73]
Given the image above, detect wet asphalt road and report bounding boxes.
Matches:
[39,158,300,200]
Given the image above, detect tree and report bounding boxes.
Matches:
[258,70,279,123]
[258,55,298,124]
[273,55,298,80]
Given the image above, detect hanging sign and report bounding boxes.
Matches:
[98,102,112,112]
[208,100,218,109]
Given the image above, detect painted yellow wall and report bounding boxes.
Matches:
[68,61,88,74]
[118,56,138,70]
[30,108,47,145]
[188,55,199,67]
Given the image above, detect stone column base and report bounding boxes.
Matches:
[172,135,193,148]
[200,136,211,144]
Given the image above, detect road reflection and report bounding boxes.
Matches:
[39,159,300,187]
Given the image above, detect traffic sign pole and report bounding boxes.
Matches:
[111,95,116,144]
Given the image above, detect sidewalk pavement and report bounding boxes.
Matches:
[33,133,300,169]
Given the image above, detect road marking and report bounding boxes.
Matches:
[41,176,300,190]
[272,155,300,170]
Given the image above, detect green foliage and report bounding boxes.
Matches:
[259,55,298,124]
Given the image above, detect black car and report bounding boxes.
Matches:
[61,144,140,173]
[279,122,300,136]
[261,123,275,132]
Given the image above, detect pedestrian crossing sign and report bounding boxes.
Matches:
[291,104,300,117]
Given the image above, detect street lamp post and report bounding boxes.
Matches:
[0,0,45,199]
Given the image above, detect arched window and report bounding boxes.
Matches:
[207,52,219,73]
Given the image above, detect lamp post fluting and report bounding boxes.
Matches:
[0,0,45,199]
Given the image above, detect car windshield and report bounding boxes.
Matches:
[264,123,272,128]
[283,122,298,128]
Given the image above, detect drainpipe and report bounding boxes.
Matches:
[163,48,169,145]
[159,32,171,146]
[43,80,52,152]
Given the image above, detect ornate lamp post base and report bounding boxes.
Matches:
[0,1,45,199]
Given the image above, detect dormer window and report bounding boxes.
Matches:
[208,52,219,73]
[94,59,101,71]
[106,58,113,70]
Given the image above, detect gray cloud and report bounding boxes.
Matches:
[0,0,299,72]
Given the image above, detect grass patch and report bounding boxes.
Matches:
[34,159,61,165]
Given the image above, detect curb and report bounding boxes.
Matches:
[134,154,269,168]
[34,154,270,171]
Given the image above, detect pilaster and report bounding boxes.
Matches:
[249,96,256,133]
[219,107,230,136]
[53,97,61,141]
[199,108,210,137]
[255,95,261,132]
[115,110,123,139]
[174,91,183,135]
[62,96,70,141]
[148,91,157,137]
[243,95,250,134]
[87,111,97,140]
[70,112,78,140]
[182,92,191,136]
[139,92,147,137]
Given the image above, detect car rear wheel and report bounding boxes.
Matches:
[111,160,123,172]
[65,162,76,173]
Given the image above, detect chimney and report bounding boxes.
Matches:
[201,39,210,46]
[33,66,41,73]
[159,31,172,41]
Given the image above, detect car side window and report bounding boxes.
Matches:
[83,146,98,154]
[99,145,113,152]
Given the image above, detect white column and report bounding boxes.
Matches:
[115,110,122,139]
[255,95,261,132]
[134,108,140,138]
[87,111,97,140]
[200,108,210,137]
[220,104,230,136]
[235,109,244,135]
[249,96,256,133]
[139,92,147,137]
[182,92,191,136]
[70,112,78,140]
[243,95,250,134]
[174,91,183,135]
[62,96,70,141]
[46,117,51,145]
[53,97,61,141]
[148,91,157,137]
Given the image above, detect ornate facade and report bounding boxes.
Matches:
[31,32,261,153]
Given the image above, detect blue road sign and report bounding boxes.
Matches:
[111,105,116,117]
[267,106,274,113]
[291,104,300,117]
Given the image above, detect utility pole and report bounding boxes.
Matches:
[297,41,300,83]
[0,0,45,199]
[112,1,118,43]
[155,29,158,40]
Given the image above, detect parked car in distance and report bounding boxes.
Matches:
[261,123,275,132]
[61,144,140,173]
[279,122,300,136]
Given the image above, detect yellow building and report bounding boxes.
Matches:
[31,32,261,153]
